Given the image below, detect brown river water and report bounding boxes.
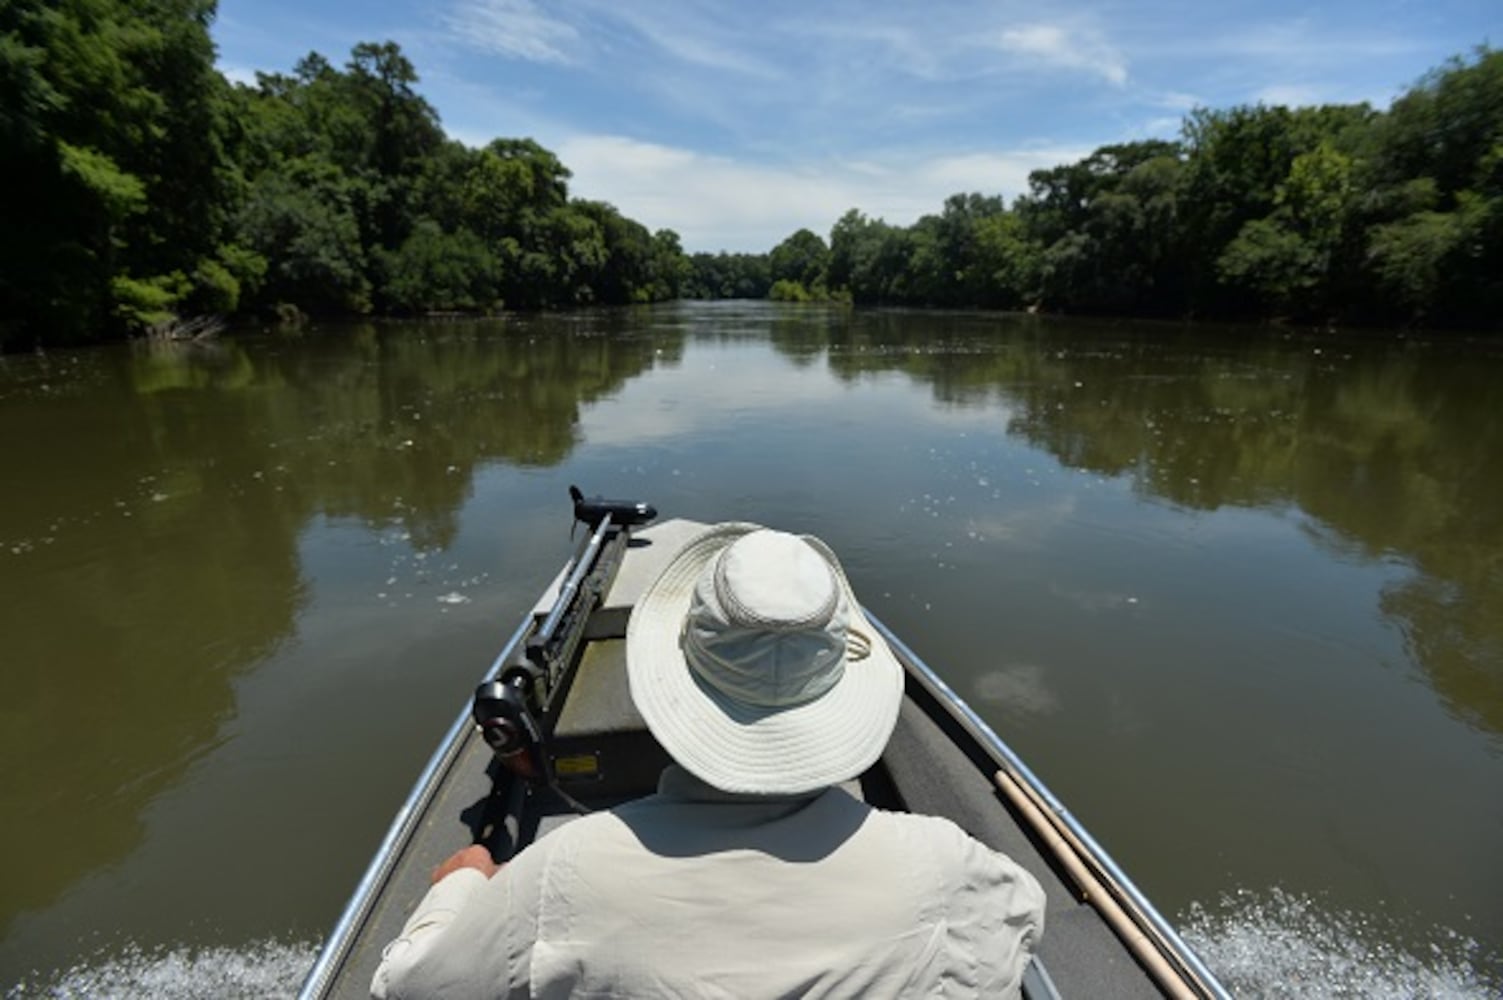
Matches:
[1,302,1499,997]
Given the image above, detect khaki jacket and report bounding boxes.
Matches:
[373,766,1044,998]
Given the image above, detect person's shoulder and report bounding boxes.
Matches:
[538,808,632,848]
[496,810,631,895]
[874,809,1045,910]
[867,806,973,840]
[867,809,1002,866]
[533,801,665,859]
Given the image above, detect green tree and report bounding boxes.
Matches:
[539,204,608,306]
[1371,48,1503,198]
[8,19,1501,342]
[828,209,910,304]
[1216,218,1320,313]
[768,278,813,302]
[1215,141,1356,317]
[1178,103,1373,316]
[970,211,1039,308]
[575,200,651,303]
[1366,196,1491,323]
[769,228,830,293]
[0,0,235,345]
[381,220,498,313]
[1362,48,1503,324]
[1020,141,1185,313]
[237,158,370,313]
[647,229,690,302]
[684,252,771,298]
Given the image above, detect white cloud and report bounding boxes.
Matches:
[916,150,1075,194]
[444,0,781,78]
[992,22,1129,87]
[557,135,851,250]
[584,1,782,80]
[788,18,952,82]
[446,0,579,64]
[1136,116,1185,138]
[555,134,1088,252]
[1212,20,1416,62]
[217,63,259,87]
[1153,90,1203,111]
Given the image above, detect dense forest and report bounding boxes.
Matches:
[694,49,1503,331]
[1,0,1498,349]
[0,0,689,349]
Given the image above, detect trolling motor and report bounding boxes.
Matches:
[568,485,656,530]
[472,486,656,789]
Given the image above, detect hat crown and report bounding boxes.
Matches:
[684,531,849,709]
[717,531,838,628]
[627,521,905,795]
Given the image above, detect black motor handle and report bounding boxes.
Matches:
[569,485,656,529]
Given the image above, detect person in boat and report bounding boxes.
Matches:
[373,524,1046,998]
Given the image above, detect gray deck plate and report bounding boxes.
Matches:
[555,639,642,735]
[533,518,710,623]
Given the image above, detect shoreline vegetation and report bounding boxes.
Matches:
[1,2,1498,351]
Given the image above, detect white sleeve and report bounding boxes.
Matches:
[370,868,491,999]
[945,823,1048,999]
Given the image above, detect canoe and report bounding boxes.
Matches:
[299,496,1231,999]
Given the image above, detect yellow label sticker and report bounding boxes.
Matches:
[554,754,600,778]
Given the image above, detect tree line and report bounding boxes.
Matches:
[1,0,1497,349]
[1,0,689,349]
[688,48,1500,330]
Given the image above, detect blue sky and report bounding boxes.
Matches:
[214,0,1497,253]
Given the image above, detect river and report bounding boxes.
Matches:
[1,302,1499,997]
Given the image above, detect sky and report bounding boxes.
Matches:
[213,0,1498,253]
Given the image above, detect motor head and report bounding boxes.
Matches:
[570,485,656,529]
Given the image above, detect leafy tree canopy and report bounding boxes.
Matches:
[716,46,1500,330]
[2,19,1498,346]
[0,8,685,348]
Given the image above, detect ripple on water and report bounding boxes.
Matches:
[5,939,316,1000]
[1182,888,1501,1000]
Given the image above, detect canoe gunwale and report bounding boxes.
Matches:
[297,614,535,1000]
[867,612,1232,1000]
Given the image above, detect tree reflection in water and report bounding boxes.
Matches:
[0,317,682,933]
[799,312,1503,744]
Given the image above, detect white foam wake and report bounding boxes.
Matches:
[7,899,1500,1000]
[1182,888,1500,999]
[6,938,316,1000]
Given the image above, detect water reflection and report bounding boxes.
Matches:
[0,319,682,938]
[2,305,1498,993]
[773,314,1503,745]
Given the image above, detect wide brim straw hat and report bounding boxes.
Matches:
[627,523,904,795]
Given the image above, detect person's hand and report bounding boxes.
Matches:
[431,844,501,885]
